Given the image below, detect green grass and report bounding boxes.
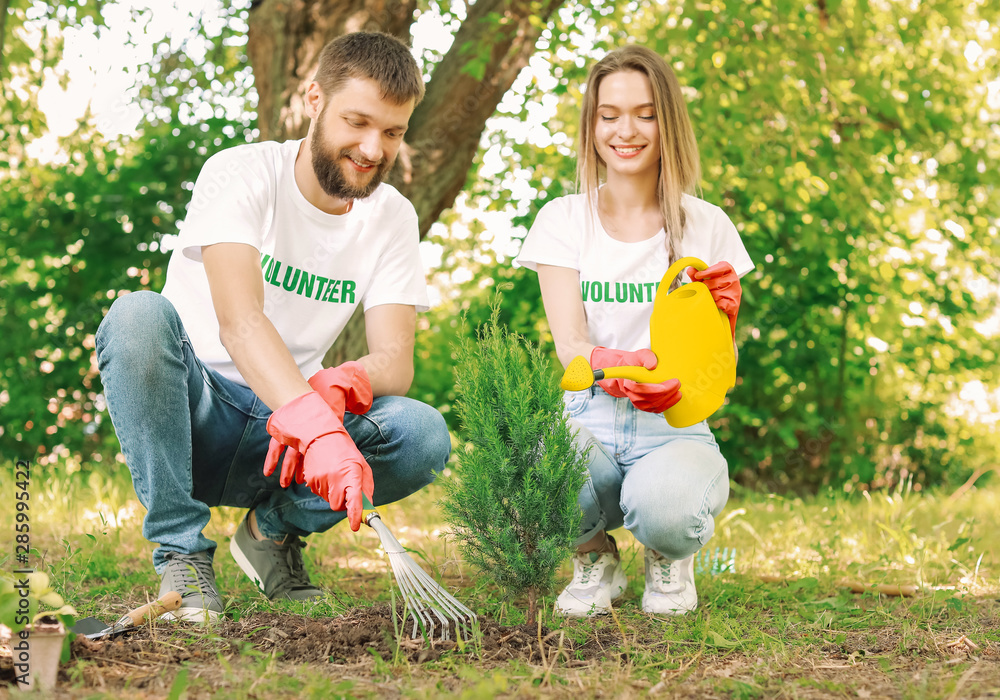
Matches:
[1,461,998,698]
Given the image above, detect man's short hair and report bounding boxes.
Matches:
[314,31,425,106]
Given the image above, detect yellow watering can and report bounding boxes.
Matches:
[560,256,736,428]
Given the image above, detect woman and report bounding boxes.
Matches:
[515,46,754,617]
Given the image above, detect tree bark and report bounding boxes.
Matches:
[527,587,538,629]
[0,0,9,80]
[247,0,418,143]
[247,0,565,367]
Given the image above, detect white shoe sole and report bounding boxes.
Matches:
[642,590,697,615]
[641,601,696,615]
[229,533,267,596]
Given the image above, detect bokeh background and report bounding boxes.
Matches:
[2,0,998,493]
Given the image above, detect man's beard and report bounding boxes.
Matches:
[310,116,393,201]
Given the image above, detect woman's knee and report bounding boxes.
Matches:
[624,468,729,559]
[632,508,711,560]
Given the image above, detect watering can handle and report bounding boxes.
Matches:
[654,256,709,304]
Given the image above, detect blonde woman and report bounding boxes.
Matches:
[515,46,754,617]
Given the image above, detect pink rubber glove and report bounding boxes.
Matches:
[262,391,374,531]
[308,361,373,418]
[623,378,682,413]
[268,362,374,490]
[590,346,659,398]
[686,261,742,341]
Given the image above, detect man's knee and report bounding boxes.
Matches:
[414,403,451,477]
[97,291,178,357]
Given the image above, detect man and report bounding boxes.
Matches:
[95,32,450,621]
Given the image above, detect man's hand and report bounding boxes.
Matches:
[686,261,742,341]
[623,378,682,413]
[308,361,373,418]
[267,362,373,489]
[590,346,658,397]
[262,391,374,531]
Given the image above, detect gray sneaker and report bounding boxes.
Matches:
[158,551,224,623]
[229,514,322,601]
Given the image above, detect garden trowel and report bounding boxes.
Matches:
[71,591,182,640]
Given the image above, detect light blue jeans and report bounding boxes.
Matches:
[565,385,729,559]
[95,291,451,573]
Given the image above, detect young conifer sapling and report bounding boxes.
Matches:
[441,307,589,626]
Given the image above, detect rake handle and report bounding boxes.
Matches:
[362,492,380,527]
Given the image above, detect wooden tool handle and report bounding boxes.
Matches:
[118,591,183,627]
[843,581,918,597]
[758,575,918,597]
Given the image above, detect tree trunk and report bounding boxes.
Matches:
[247,0,566,368]
[247,0,418,143]
[527,587,538,628]
[0,0,9,80]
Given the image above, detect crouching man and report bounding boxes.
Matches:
[95,32,450,621]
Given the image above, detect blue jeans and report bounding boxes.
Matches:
[95,291,451,573]
[565,385,729,560]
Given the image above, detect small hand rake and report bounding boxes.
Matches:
[362,495,476,642]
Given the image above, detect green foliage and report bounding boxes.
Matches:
[409,271,547,430]
[439,303,589,623]
[663,0,1000,491]
[0,571,77,634]
[0,1,255,463]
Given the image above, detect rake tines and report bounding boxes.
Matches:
[365,511,477,642]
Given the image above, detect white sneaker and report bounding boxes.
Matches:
[642,548,697,616]
[555,551,627,618]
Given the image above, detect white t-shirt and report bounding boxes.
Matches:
[161,139,429,386]
[514,192,754,351]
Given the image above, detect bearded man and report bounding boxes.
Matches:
[95,32,450,621]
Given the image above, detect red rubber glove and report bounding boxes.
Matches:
[262,391,374,531]
[308,361,373,418]
[590,346,659,398]
[268,362,374,490]
[686,261,741,341]
[623,378,682,413]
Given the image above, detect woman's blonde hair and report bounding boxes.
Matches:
[578,46,701,270]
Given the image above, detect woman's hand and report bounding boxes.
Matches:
[623,377,682,413]
[590,346,658,397]
[687,261,741,341]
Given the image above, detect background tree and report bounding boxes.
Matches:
[1,1,254,463]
